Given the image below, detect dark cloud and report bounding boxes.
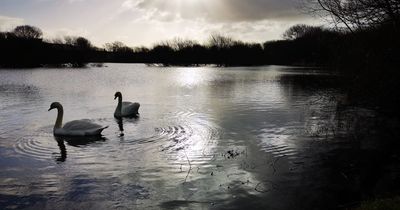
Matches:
[135,0,304,23]
[208,0,302,22]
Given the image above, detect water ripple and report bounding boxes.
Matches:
[14,136,58,161]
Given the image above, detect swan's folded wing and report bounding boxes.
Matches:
[63,119,104,131]
[122,102,133,106]
[122,102,140,115]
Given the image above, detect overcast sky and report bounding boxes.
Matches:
[0,0,321,47]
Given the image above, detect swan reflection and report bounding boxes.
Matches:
[53,135,106,162]
[116,118,124,137]
[54,138,67,162]
[115,117,140,137]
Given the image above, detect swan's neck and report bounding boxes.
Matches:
[54,106,63,129]
[115,96,123,115]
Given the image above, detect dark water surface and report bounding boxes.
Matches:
[0,64,399,209]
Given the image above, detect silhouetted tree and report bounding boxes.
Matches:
[303,0,400,31]
[283,24,324,40]
[0,32,6,40]
[61,36,92,49]
[207,34,235,49]
[133,46,150,53]
[12,25,43,39]
[152,38,192,51]
[169,38,199,51]
[75,37,92,49]
[63,36,76,45]
[104,41,133,53]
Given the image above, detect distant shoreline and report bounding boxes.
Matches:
[0,62,322,70]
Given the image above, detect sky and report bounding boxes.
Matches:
[0,0,321,47]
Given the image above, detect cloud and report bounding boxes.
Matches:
[0,15,24,31]
[110,0,321,46]
[119,0,182,23]
[0,0,320,47]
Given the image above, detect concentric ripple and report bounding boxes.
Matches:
[157,125,194,152]
[154,109,220,156]
[14,135,59,161]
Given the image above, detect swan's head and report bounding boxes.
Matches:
[114,92,122,100]
[48,102,62,111]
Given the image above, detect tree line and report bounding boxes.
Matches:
[1,0,399,70]
[0,24,355,68]
[1,24,398,69]
[0,24,299,67]
[0,25,102,67]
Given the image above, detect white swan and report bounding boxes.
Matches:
[48,102,108,136]
[114,91,140,118]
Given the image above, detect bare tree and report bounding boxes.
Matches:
[208,34,235,49]
[61,36,92,49]
[0,32,7,40]
[104,41,133,53]
[12,25,43,39]
[152,38,199,51]
[133,46,150,53]
[283,24,324,40]
[303,0,400,31]
[170,38,199,51]
[64,36,76,45]
[75,37,92,49]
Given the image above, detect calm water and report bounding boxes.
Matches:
[0,64,399,209]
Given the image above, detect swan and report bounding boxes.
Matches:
[114,91,140,118]
[48,102,108,136]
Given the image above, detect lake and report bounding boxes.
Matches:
[0,64,399,209]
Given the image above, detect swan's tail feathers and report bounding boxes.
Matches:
[93,125,109,135]
[134,102,140,114]
[133,102,140,111]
